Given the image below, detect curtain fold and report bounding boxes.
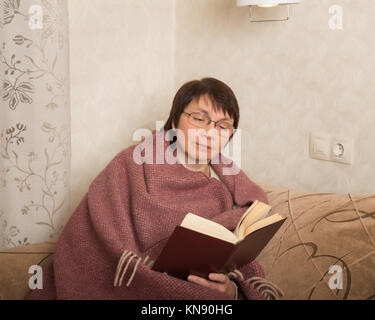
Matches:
[0,0,70,249]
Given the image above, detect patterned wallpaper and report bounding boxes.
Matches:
[1,0,70,249]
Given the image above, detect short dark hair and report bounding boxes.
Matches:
[163,77,240,141]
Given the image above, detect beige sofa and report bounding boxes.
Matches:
[1,183,374,300]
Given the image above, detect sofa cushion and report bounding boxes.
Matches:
[257,183,375,300]
[1,184,375,300]
[0,242,56,300]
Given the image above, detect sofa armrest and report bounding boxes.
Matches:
[0,242,56,300]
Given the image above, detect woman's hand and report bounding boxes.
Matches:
[187,273,237,299]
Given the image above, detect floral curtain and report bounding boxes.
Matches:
[0,0,70,249]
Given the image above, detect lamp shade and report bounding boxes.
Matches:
[236,0,300,6]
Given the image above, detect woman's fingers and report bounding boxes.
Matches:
[208,273,227,283]
[188,273,236,298]
[187,273,228,292]
[188,274,219,291]
[188,274,211,286]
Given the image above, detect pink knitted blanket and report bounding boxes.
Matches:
[26,129,270,300]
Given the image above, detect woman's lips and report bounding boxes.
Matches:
[196,142,211,150]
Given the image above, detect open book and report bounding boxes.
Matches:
[151,200,287,280]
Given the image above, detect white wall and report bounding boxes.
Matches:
[68,0,175,210]
[174,0,375,195]
[68,0,375,212]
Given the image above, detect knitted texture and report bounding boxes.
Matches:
[26,129,269,300]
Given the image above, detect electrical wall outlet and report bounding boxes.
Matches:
[309,133,330,161]
[309,133,354,165]
[330,137,354,164]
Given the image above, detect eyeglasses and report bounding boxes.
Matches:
[182,111,234,136]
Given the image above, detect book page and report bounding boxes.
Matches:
[233,200,259,237]
[180,213,238,244]
[235,201,272,239]
[243,214,284,237]
[239,202,272,236]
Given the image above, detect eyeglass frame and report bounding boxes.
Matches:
[182,111,234,136]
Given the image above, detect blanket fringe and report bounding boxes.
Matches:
[114,252,283,299]
[114,250,154,287]
[227,269,284,300]
[246,276,284,300]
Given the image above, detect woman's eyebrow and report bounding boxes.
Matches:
[197,107,231,121]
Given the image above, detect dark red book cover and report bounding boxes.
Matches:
[151,217,287,280]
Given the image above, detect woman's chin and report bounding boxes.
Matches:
[186,150,215,163]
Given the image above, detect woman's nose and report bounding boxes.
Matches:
[203,123,218,140]
[207,120,217,130]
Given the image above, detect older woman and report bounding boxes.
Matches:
[164,78,265,299]
[26,77,269,300]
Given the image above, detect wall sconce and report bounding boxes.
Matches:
[236,0,301,22]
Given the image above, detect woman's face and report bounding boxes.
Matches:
[172,94,234,164]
